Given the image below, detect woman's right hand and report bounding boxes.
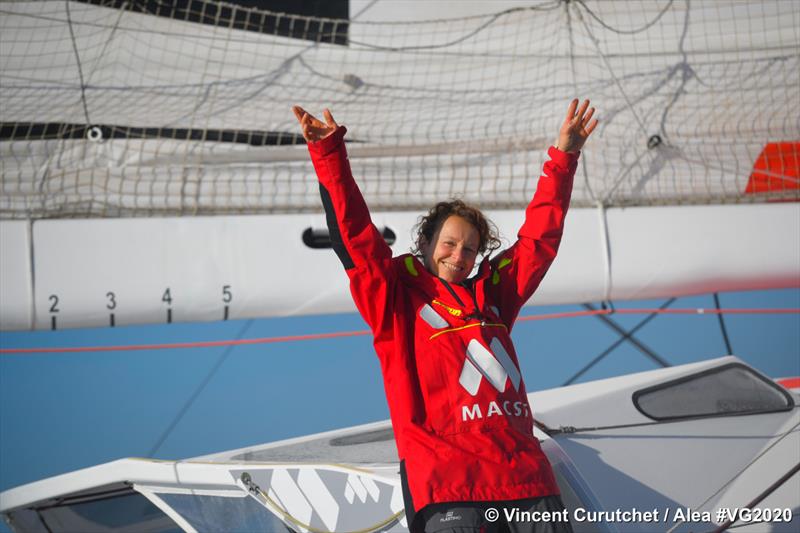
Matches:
[292,106,338,142]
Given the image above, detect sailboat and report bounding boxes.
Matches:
[0,355,798,532]
[1,0,798,531]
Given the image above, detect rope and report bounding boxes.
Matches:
[64,0,91,126]
[1,308,797,355]
[147,319,255,458]
[547,405,799,436]
[713,293,734,354]
[571,2,651,138]
[239,472,405,533]
[563,298,676,386]
[709,462,800,533]
[575,0,676,35]
[664,418,800,533]
[347,2,561,52]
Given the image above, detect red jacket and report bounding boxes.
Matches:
[307,126,578,524]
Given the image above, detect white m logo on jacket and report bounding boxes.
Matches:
[459,338,521,396]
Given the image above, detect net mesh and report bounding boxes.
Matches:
[1,0,798,218]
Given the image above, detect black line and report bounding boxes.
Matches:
[563,299,675,385]
[224,305,229,321]
[75,0,350,45]
[110,313,115,327]
[50,316,57,330]
[713,293,734,354]
[36,509,55,533]
[167,309,172,324]
[583,302,671,368]
[439,279,465,307]
[709,462,800,533]
[65,0,92,126]
[544,404,800,436]
[148,319,256,457]
[0,122,306,146]
[35,486,135,509]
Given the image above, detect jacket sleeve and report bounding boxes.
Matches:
[487,146,579,328]
[307,126,395,336]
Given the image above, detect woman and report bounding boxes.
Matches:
[292,100,597,533]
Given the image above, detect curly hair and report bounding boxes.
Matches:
[411,199,502,258]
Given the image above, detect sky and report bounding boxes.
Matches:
[1,287,798,524]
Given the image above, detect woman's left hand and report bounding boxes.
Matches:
[557,99,598,153]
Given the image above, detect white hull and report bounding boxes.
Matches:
[2,202,798,331]
[2,356,798,532]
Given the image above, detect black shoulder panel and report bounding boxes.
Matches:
[318,183,355,270]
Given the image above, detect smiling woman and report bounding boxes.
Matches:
[422,213,480,283]
[414,200,502,284]
[292,100,598,532]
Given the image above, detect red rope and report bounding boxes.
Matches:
[1,308,797,355]
[0,330,370,354]
[516,307,800,321]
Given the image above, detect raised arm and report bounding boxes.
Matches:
[489,99,598,326]
[293,106,394,331]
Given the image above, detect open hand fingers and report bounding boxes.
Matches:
[572,99,590,125]
[585,118,598,137]
[558,98,599,152]
[323,108,338,128]
[565,99,578,122]
[581,106,595,129]
[293,105,332,142]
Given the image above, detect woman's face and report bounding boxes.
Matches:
[423,215,480,283]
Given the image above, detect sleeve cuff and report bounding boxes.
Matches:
[307,126,348,157]
[548,145,580,167]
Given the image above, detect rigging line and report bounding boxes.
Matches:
[583,302,672,368]
[147,319,254,458]
[83,1,129,88]
[64,0,91,125]
[563,298,676,386]
[665,418,800,533]
[543,405,799,435]
[575,0,676,35]
[347,3,560,52]
[1,308,797,355]
[714,293,733,355]
[565,0,598,205]
[0,328,372,354]
[600,130,648,203]
[35,0,101,214]
[241,473,404,533]
[40,0,127,212]
[7,8,792,56]
[351,0,381,19]
[656,0,691,141]
[571,2,650,138]
[709,462,800,533]
[724,517,799,531]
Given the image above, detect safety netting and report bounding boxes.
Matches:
[1,0,798,218]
